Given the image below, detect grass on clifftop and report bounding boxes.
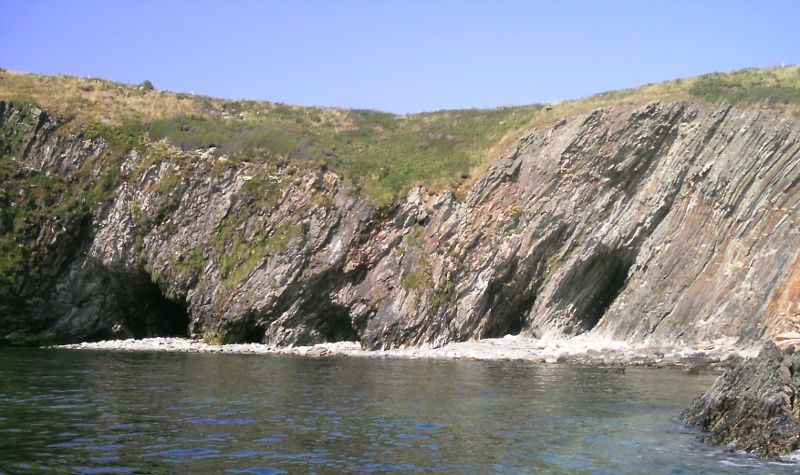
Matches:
[2,65,800,204]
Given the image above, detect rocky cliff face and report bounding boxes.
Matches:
[3,99,800,350]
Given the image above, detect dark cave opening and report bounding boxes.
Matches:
[123,276,190,339]
[479,256,540,339]
[220,314,266,344]
[315,303,359,342]
[483,312,525,339]
[482,283,535,338]
[575,250,631,334]
[269,297,360,347]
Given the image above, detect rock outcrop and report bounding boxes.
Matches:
[682,342,800,458]
[3,99,800,352]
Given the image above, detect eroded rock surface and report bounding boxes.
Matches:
[3,100,800,352]
[682,342,800,458]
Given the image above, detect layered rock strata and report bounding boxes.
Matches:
[682,342,800,458]
[3,100,800,352]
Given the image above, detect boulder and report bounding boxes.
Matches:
[682,342,800,458]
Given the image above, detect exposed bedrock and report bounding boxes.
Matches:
[3,100,800,351]
[682,342,800,458]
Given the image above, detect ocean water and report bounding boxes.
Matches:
[0,348,796,474]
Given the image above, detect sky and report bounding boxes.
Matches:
[1,0,798,114]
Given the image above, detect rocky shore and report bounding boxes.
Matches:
[682,342,800,459]
[54,333,753,369]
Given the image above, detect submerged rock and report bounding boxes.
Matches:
[682,342,800,458]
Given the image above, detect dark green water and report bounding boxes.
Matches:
[0,348,797,474]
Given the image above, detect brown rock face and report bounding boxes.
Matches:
[3,100,800,351]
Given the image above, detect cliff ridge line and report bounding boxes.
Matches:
[2,99,800,355]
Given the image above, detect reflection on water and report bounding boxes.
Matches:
[0,348,796,474]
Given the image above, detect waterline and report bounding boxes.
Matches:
[54,333,756,368]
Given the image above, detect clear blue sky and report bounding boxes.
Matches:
[1,1,797,114]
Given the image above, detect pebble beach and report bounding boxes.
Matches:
[54,333,757,369]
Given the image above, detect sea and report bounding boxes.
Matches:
[1,347,797,474]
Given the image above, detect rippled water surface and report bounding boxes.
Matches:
[0,348,797,474]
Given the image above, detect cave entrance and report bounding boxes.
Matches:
[316,302,359,342]
[123,274,190,339]
[580,255,629,332]
[562,248,632,335]
[218,314,266,344]
[482,284,535,338]
[480,255,541,339]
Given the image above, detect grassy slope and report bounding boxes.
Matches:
[2,66,798,203]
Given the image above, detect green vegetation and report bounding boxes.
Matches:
[3,65,800,323]
[688,68,800,111]
[202,159,313,288]
[85,122,144,154]
[3,65,798,290]
[0,235,25,285]
[147,116,303,157]
[0,100,40,156]
[0,69,545,204]
[0,155,121,286]
[401,270,432,291]
[401,256,434,292]
[171,247,207,280]
[405,224,426,248]
[3,65,799,206]
[142,104,545,205]
[0,99,129,287]
[430,279,456,308]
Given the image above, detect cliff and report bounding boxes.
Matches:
[3,96,800,351]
